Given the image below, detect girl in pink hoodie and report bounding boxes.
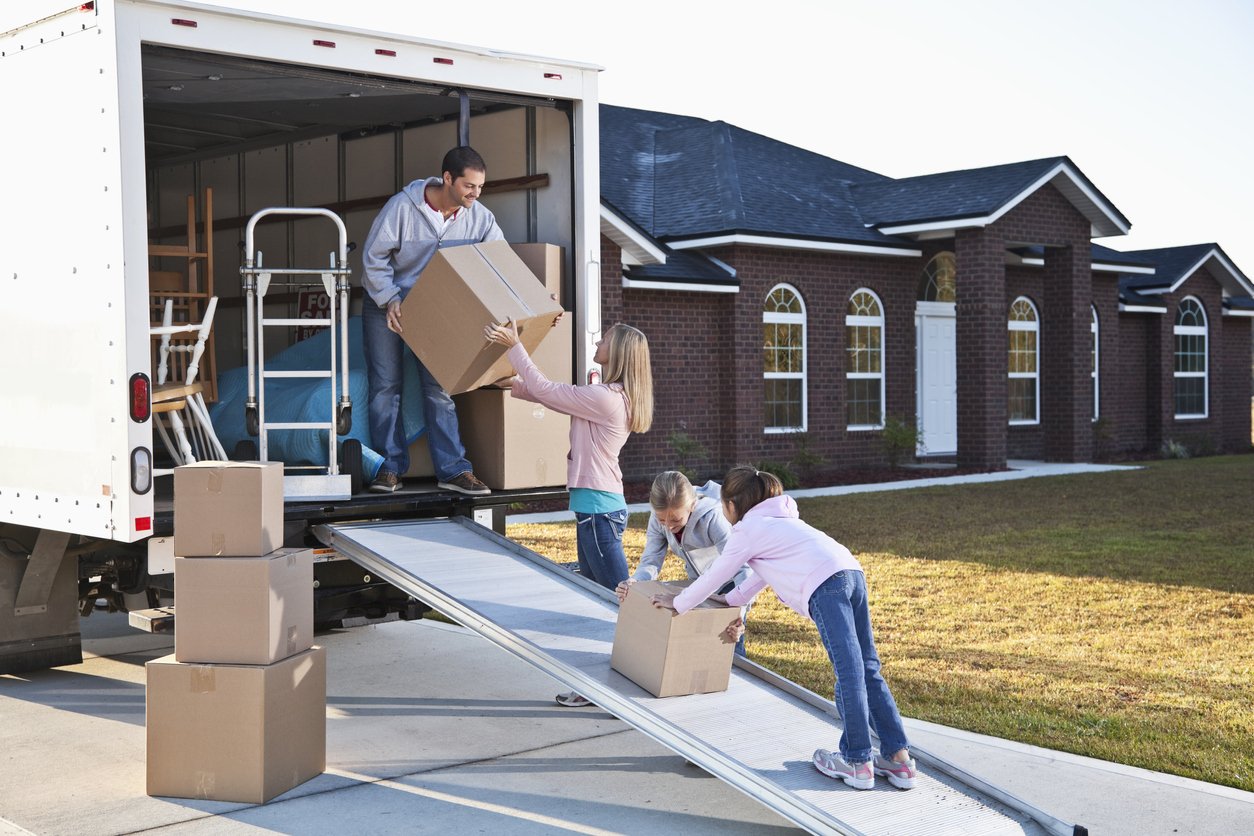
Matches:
[650,465,919,791]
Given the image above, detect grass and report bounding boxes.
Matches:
[506,454,1254,791]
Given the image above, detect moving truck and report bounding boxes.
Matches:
[0,0,604,673]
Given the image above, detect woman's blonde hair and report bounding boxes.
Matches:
[720,465,783,524]
[602,323,653,433]
[649,470,696,512]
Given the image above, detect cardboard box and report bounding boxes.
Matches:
[403,434,436,479]
[528,314,573,384]
[400,241,563,395]
[174,461,284,557]
[452,388,569,490]
[146,646,326,804]
[174,548,314,665]
[509,242,564,305]
[610,580,737,698]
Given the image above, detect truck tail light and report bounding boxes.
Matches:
[170,18,197,28]
[588,369,600,385]
[130,373,151,423]
[131,447,152,495]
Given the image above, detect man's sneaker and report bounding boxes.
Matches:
[370,470,400,493]
[873,752,919,790]
[439,471,491,496]
[555,691,593,708]
[812,748,874,790]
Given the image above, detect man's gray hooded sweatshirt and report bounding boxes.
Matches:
[362,176,505,309]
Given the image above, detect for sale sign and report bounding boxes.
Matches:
[296,289,330,341]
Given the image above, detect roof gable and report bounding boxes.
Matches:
[1121,243,1254,298]
[851,157,1130,238]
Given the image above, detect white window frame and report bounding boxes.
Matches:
[1173,296,1209,419]
[846,287,885,431]
[1008,296,1040,426]
[1091,304,1100,421]
[764,283,807,433]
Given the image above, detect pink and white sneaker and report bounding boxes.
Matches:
[812,748,874,790]
[873,752,919,789]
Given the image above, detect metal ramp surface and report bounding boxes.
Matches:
[320,518,1083,836]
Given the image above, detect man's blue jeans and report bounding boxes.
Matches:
[574,510,629,590]
[361,302,472,480]
[808,570,909,764]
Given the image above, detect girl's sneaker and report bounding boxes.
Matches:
[812,748,874,790]
[873,753,919,789]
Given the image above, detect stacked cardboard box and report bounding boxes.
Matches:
[147,461,325,804]
[403,242,573,488]
[610,580,738,698]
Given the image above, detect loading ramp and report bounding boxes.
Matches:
[317,517,1087,836]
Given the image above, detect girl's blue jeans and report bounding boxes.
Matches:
[574,510,629,590]
[808,569,909,764]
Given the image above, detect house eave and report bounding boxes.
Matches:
[600,205,668,266]
[621,277,739,293]
[668,234,921,258]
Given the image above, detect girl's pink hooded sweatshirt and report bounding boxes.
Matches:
[507,342,630,494]
[672,495,862,619]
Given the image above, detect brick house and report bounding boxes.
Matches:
[596,105,1254,480]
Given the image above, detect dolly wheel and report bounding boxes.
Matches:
[245,405,259,437]
[337,404,352,436]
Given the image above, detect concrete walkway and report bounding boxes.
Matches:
[2,610,1251,836]
[508,460,1141,523]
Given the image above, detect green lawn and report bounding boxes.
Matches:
[507,454,1254,791]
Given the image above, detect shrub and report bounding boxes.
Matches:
[1161,439,1190,460]
[753,459,799,490]
[667,429,708,481]
[880,415,922,468]
[788,431,826,482]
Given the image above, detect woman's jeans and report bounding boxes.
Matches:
[361,302,472,480]
[574,510,629,590]
[808,570,909,764]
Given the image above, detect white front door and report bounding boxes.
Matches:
[916,303,957,455]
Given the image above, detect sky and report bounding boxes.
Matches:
[8,0,1253,276]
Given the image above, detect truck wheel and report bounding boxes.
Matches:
[340,439,364,494]
[232,440,258,461]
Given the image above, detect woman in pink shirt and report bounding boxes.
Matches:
[484,320,653,591]
[651,465,919,791]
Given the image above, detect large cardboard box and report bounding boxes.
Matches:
[146,646,326,804]
[509,242,564,305]
[403,434,436,479]
[452,388,569,490]
[399,241,563,395]
[528,314,573,384]
[174,461,284,557]
[610,580,738,698]
[174,548,314,665]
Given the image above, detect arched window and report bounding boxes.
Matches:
[918,252,957,302]
[764,284,806,431]
[1008,297,1039,424]
[1174,297,1208,418]
[846,289,884,429]
[1091,305,1100,420]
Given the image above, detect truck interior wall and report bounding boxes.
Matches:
[147,107,573,376]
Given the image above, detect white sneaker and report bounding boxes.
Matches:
[813,748,874,790]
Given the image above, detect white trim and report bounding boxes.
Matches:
[1094,261,1156,275]
[1008,296,1040,425]
[669,234,921,258]
[1222,307,1254,318]
[845,288,885,431]
[1118,303,1165,314]
[621,277,738,293]
[1021,256,1157,276]
[1172,296,1209,420]
[599,204,668,265]
[879,161,1130,238]
[1091,305,1100,421]
[763,283,807,433]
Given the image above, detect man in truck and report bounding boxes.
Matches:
[361,146,502,495]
